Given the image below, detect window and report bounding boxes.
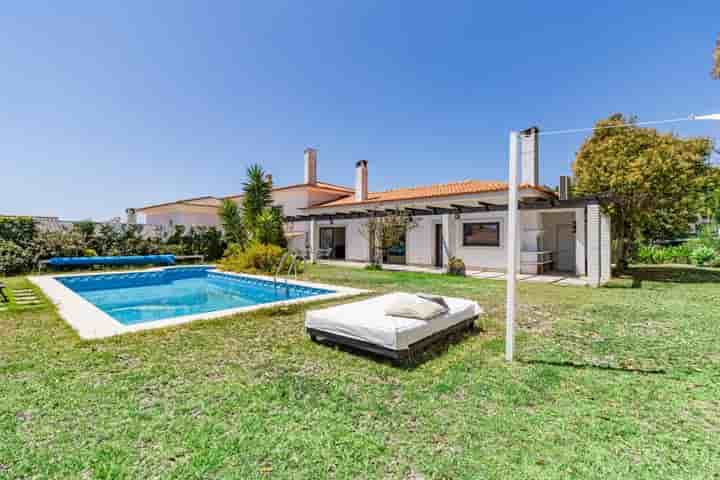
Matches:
[463,222,500,247]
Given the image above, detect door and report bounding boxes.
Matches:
[556,224,576,272]
[434,224,444,267]
[319,227,346,260]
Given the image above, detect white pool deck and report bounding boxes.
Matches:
[29,267,366,340]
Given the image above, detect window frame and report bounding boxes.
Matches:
[462,221,501,247]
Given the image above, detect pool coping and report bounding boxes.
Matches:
[29,267,367,340]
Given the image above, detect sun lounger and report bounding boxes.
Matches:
[0,283,7,303]
[305,293,482,361]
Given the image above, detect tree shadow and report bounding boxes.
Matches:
[522,359,666,375]
[618,265,720,284]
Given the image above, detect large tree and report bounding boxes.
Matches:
[573,114,714,269]
[713,34,720,79]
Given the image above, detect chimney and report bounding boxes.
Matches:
[266,174,273,186]
[559,176,571,200]
[521,126,539,186]
[355,160,368,202]
[125,208,137,225]
[304,148,317,184]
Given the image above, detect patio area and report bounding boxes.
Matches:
[317,259,590,286]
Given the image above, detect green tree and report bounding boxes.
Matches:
[242,164,273,233]
[218,199,246,247]
[713,34,720,79]
[573,114,714,270]
[254,208,286,246]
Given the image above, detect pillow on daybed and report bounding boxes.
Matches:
[384,293,448,320]
[415,292,449,309]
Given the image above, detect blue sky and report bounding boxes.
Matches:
[2,1,719,220]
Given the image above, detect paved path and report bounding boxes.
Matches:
[318,260,589,286]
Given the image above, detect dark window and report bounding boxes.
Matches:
[463,222,500,247]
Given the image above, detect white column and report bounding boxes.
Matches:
[309,218,318,263]
[441,213,455,265]
[600,211,612,284]
[575,208,586,276]
[505,131,519,362]
[586,204,601,287]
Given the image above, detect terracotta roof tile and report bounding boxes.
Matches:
[307,180,554,209]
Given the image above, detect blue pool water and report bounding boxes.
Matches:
[57,267,333,325]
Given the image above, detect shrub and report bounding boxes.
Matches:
[690,245,716,266]
[364,264,383,271]
[447,256,466,276]
[218,242,299,275]
[83,248,98,257]
[0,217,35,248]
[0,240,34,276]
[636,244,693,265]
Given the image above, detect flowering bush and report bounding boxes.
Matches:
[0,240,34,275]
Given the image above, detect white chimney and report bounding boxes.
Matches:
[125,208,137,225]
[304,148,317,185]
[355,160,368,202]
[521,127,539,186]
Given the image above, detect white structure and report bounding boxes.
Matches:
[132,140,613,286]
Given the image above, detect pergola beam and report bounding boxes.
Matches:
[284,196,606,222]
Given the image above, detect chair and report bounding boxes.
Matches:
[0,283,8,303]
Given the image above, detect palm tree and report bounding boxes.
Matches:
[218,199,245,247]
[242,164,273,232]
[254,208,286,246]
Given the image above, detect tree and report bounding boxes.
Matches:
[242,164,273,233]
[254,208,286,246]
[359,212,417,267]
[573,114,714,270]
[713,34,720,79]
[218,199,246,246]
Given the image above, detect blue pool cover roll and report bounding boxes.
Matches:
[47,255,176,266]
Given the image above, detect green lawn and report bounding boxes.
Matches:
[1,265,719,479]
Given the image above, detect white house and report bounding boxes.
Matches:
[130,130,612,286]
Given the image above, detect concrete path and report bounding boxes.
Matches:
[318,260,589,286]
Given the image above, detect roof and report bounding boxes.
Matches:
[137,181,353,212]
[135,196,222,212]
[222,181,353,200]
[306,180,555,209]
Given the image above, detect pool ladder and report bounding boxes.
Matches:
[274,252,299,293]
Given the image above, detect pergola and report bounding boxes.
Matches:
[284,196,610,223]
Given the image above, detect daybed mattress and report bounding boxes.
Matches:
[305,293,482,351]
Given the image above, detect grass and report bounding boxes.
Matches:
[1,265,719,479]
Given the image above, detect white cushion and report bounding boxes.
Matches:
[383,293,448,320]
[305,293,482,350]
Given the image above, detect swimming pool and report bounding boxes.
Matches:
[31,267,364,339]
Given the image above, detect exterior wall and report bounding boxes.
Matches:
[144,210,220,227]
[600,211,612,284]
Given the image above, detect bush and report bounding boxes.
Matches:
[364,264,383,271]
[447,256,466,276]
[218,242,300,275]
[0,217,35,248]
[636,243,693,265]
[0,240,34,276]
[690,245,716,266]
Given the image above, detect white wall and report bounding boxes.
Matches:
[145,211,220,227]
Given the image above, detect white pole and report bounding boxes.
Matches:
[505,130,519,362]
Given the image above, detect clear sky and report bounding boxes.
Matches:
[2,1,719,220]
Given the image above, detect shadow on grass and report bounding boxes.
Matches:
[610,265,720,285]
[522,359,666,375]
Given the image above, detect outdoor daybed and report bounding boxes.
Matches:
[305,293,482,361]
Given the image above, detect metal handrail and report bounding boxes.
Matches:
[274,251,291,287]
[287,255,299,280]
